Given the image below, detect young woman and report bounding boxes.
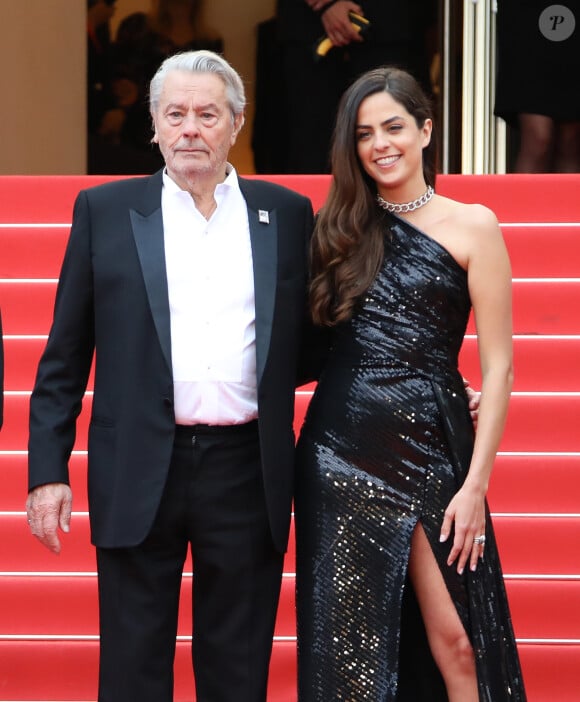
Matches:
[295,66,526,701]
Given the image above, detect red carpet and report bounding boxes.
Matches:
[1,174,579,700]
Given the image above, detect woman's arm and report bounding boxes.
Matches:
[441,204,513,574]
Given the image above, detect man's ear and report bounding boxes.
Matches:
[232,111,245,143]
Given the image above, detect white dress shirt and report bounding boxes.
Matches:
[162,167,258,425]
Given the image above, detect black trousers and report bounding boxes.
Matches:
[96,422,284,702]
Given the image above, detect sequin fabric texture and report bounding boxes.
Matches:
[295,215,526,701]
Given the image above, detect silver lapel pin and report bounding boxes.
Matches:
[258,209,270,224]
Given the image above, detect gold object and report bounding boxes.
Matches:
[314,12,371,59]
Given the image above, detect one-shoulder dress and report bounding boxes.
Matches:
[295,214,526,701]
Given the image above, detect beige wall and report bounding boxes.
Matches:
[0,1,86,174]
[0,0,275,175]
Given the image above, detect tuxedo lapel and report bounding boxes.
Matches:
[129,172,172,373]
[128,174,280,385]
[240,179,278,387]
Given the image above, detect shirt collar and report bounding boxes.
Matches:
[162,163,239,199]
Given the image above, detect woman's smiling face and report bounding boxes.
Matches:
[355,91,432,196]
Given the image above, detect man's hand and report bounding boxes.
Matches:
[321,1,365,47]
[26,483,73,555]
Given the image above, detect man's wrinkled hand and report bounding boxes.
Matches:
[26,483,73,555]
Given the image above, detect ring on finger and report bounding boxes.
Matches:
[473,534,486,545]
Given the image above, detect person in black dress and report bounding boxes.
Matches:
[295,67,527,701]
[495,0,580,172]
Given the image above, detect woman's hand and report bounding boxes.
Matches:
[440,484,486,574]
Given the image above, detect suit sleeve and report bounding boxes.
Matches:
[28,191,96,491]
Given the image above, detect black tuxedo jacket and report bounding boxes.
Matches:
[28,170,314,553]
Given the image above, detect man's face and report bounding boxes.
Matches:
[152,70,243,188]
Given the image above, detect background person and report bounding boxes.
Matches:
[272,0,437,173]
[495,0,580,172]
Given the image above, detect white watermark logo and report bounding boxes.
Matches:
[539,4,576,41]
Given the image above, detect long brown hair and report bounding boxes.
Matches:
[310,67,436,326]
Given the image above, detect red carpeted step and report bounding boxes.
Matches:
[2,514,578,575]
[492,516,580,574]
[0,514,96,572]
[0,175,122,223]
[518,643,580,702]
[3,279,580,337]
[505,579,580,640]
[499,395,580,452]
[7,452,579,515]
[1,173,580,223]
[5,335,580,393]
[0,282,56,336]
[463,280,580,335]
[503,225,580,278]
[2,453,89,511]
[3,391,579,452]
[1,337,47,390]
[436,173,580,223]
[0,511,289,576]
[3,223,580,280]
[458,336,580,391]
[0,638,295,701]
[1,572,576,643]
[488,454,580,513]
[0,227,68,279]
[0,573,292,639]
[0,574,290,638]
[0,638,575,701]
[3,224,580,284]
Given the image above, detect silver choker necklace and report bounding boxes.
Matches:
[376,185,434,214]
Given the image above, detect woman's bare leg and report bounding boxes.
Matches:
[407,524,479,702]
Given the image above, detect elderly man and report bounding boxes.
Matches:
[27,50,314,702]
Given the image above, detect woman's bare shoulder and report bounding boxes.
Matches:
[433,197,501,243]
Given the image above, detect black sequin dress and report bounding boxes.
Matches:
[295,214,526,701]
